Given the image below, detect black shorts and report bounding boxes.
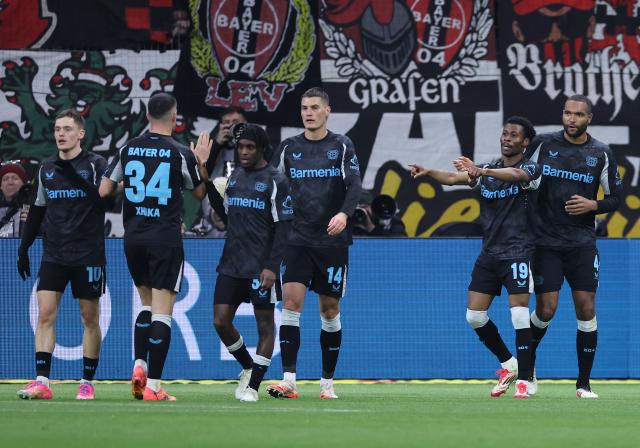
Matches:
[37,261,105,299]
[282,245,349,298]
[534,246,599,293]
[468,253,533,296]
[214,273,280,309]
[124,243,184,293]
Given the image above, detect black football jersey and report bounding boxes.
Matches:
[472,159,541,259]
[272,131,362,247]
[217,165,292,278]
[526,131,622,248]
[104,132,201,247]
[34,150,107,265]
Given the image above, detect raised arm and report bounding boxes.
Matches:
[409,163,472,185]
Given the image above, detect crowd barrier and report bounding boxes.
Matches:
[1,238,638,379]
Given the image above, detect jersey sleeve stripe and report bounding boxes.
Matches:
[89,161,97,185]
[600,152,610,195]
[277,145,287,173]
[108,147,124,182]
[180,152,195,190]
[270,179,280,223]
[528,142,543,163]
[341,143,347,180]
[35,166,46,206]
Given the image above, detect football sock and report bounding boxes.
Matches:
[148,315,172,381]
[515,328,532,381]
[35,351,52,379]
[134,306,152,362]
[248,355,270,391]
[226,336,253,370]
[576,318,598,390]
[280,325,300,373]
[82,357,99,382]
[530,311,550,375]
[280,309,301,374]
[511,306,531,380]
[320,314,342,379]
[474,320,512,364]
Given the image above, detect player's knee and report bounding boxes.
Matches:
[256,319,275,339]
[321,313,341,332]
[510,306,530,329]
[577,316,597,332]
[213,314,232,333]
[37,308,57,326]
[466,309,488,329]
[536,302,557,321]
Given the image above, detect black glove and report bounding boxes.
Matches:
[17,246,30,280]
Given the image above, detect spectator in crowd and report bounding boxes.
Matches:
[0,162,29,237]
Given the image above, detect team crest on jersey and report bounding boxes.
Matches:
[189,0,316,112]
[586,156,598,167]
[327,149,339,160]
[255,181,268,192]
[78,169,90,180]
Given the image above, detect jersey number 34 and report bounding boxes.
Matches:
[124,161,172,205]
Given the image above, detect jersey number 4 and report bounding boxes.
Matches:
[124,161,172,205]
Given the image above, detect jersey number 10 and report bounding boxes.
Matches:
[124,161,172,205]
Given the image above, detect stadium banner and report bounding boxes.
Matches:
[0,0,177,50]
[174,0,322,126]
[3,6,640,240]
[498,0,640,125]
[1,238,638,380]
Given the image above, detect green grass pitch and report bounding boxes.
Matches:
[0,381,638,447]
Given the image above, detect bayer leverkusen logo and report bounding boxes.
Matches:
[319,0,494,111]
[209,0,289,79]
[189,0,315,113]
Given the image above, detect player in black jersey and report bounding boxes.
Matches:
[411,116,540,399]
[206,124,291,402]
[16,109,108,401]
[267,88,362,400]
[525,95,622,399]
[100,93,212,401]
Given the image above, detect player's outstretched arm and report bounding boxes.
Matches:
[454,156,534,183]
[409,164,471,185]
[191,132,213,200]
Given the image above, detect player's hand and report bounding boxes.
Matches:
[465,165,483,180]
[259,269,276,289]
[565,195,597,215]
[17,247,30,280]
[453,156,475,172]
[327,212,348,236]
[191,132,213,165]
[54,159,81,180]
[409,164,429,179]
